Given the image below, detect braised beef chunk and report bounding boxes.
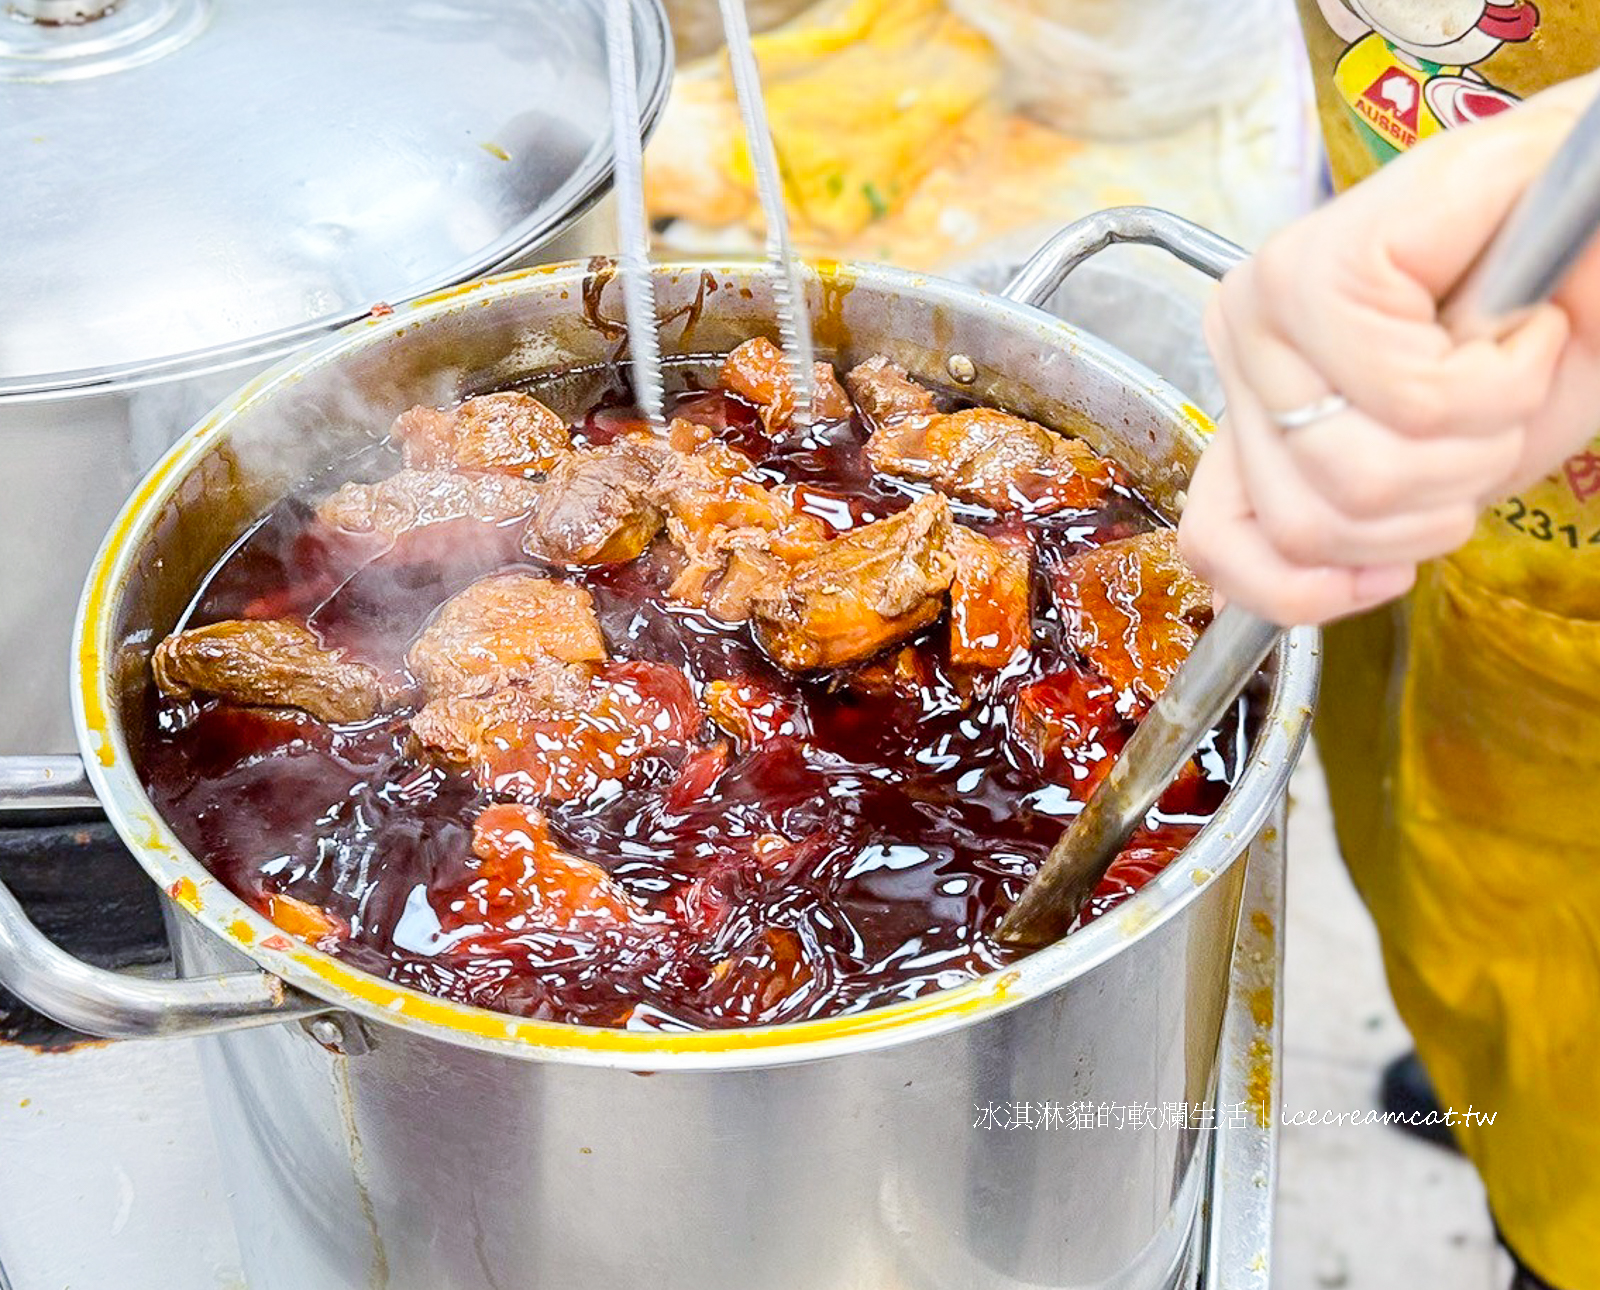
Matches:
[411,653,596,749]
[411,660,700,805]
[867,406,1116,514]
[257,891,350,944]
[703,677,809,746]
[1010,665,1124,794]
[153,619,392,723]
[650,431,764,517]
[947,525,1032,669]
[410,669,584,770]
[720,337,853,433]
[836,643,944,702]
[658,419,763,481]
[707,926,814,1023]
[317,469,543,539]
[463,803,649,931]
[406,573,607,700]
[843,355,938,429]
[669,539,787,624]
[656,436,829,622]
[751,492,957,670]
[521,441,665,567]
[392,392,569,476]
[1050,528,1212,711]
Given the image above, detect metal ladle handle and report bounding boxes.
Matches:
[1446,86,1600,337]
[999,85,1600,948]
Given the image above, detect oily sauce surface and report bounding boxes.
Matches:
[138,380,1250,1031]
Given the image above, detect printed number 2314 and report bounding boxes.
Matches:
[1494,497,1600,547]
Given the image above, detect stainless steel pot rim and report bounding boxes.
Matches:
[0,0,673,405]
[74,258,1318,1070]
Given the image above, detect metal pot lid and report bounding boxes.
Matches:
[0,0,672,396]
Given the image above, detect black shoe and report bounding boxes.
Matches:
[1511,1263,1561,1290]
[1379,1051,1460,1151]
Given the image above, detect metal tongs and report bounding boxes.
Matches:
[606,0,814,430]
[605,0,667,428]
[716,0,816,426]
[998,91,1600,947]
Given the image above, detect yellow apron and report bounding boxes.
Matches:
[1296,3,1600,1284]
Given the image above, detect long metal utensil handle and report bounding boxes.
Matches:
[1447,86,1600,337]
[999,88,1600,948]
[605,0,666,429]
[998,605,1281,945]
[717,0,816,426]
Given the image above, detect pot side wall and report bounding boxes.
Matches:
[173,852,1244,1290]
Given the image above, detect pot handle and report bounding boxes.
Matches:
[0,754,336,1039]
[1000,205,1246,306]
[0,755,101,815]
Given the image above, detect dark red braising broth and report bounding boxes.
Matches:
[137,377,1251,1031]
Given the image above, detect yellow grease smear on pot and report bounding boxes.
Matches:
[290,950,1021,1055]
[1179,403,1215,437]
[167,877,201,914]
[413,264,569,313]
[479,142,510,161]
[1246,1036,1274,1128]
[413,279,496,310]
[1241,903,1277,1124]
[1118,902,1157,937]
[929,304,954,360]
[811,259,857,356]
[78,396,253,761]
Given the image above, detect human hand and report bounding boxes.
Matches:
[1178,73,1600,625]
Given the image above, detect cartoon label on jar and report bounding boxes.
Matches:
[1301,1,1600,189]
[1318,1,1536,162]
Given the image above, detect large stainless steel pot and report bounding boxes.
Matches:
[0,0,672,756]
[0,209,1317,1290]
